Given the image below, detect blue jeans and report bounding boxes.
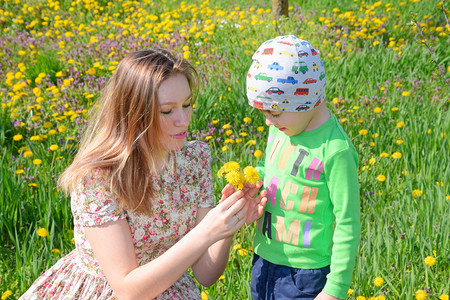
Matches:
[251,254,330,300]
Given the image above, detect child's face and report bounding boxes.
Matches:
[261,108,319,137]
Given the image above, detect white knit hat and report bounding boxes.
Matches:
[246,35,326,112]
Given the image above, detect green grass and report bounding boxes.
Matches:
[0,0,449,299]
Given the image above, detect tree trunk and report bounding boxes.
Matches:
[272,0,289,19]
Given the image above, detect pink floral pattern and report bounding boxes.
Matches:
[20,141,215,300]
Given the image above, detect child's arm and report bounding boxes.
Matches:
[322,149,361,300]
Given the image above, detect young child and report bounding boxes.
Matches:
[246,35,361,300]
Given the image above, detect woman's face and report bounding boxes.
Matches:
[157,73,193,151]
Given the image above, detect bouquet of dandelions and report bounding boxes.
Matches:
[217,161,260,191]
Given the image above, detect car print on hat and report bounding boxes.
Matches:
[247,35,326,112]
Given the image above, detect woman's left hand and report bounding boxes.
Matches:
[220,182,267,225]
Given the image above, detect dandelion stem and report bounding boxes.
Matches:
[412,16,449,87]
[442,0,450,33]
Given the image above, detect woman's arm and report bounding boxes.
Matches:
[84,190,247,300]
[190,207,234,287]
[190,182,268,286]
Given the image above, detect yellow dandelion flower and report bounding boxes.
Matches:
[51,248,61,254]
[233,244,242,250]
[37,228,49,237]
[224,161,240,172]
[247,140,256,146]
[201,291,208,300]
[397,121,405,128]
[1,291,13,300]
[392,152,402,159]
[33,87,42,97]
[374,107,382,113]
[379,152,389,158]
[424,256,436,266]
[23,151,33,158]
[348,289,354,295]
[415,290,427,300]
[243,117,252,124]
[238,249,248,256]
[222,123,231,129]
[244,166,260,184]
[33,159,42,165]
[217,161,240,178]
[219,275,225,280]
[257,126,264,132]
[254,150,263,158]
[225,170,245,190]
[412,189,423,198]
[396,139,404,145]
[359,129,368,135]
[377,175,386,182]
[402,91,410,96]
[374,276,384,287]
[49,145,59,151]
[438,295,448,300]
[225,130,233,136]
[58,126,67,133]
[356,296,366,300]
[13,134,23,141]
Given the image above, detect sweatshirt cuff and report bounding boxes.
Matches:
[323,278,349,300]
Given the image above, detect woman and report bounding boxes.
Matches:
[20,48,266,299]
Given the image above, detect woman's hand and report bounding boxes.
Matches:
[197,189,247,243]
[220,182,267,225]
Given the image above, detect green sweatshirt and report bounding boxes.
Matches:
[254,113,361,299]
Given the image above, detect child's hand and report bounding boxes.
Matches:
[314,291,342,300]
[242,181,267,224]
[220,182,267,225]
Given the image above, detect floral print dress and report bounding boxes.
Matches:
[20,141,215,300]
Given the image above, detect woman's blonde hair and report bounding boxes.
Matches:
[59,48,198,215]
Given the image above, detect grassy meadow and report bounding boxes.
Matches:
[0,0,449,299]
